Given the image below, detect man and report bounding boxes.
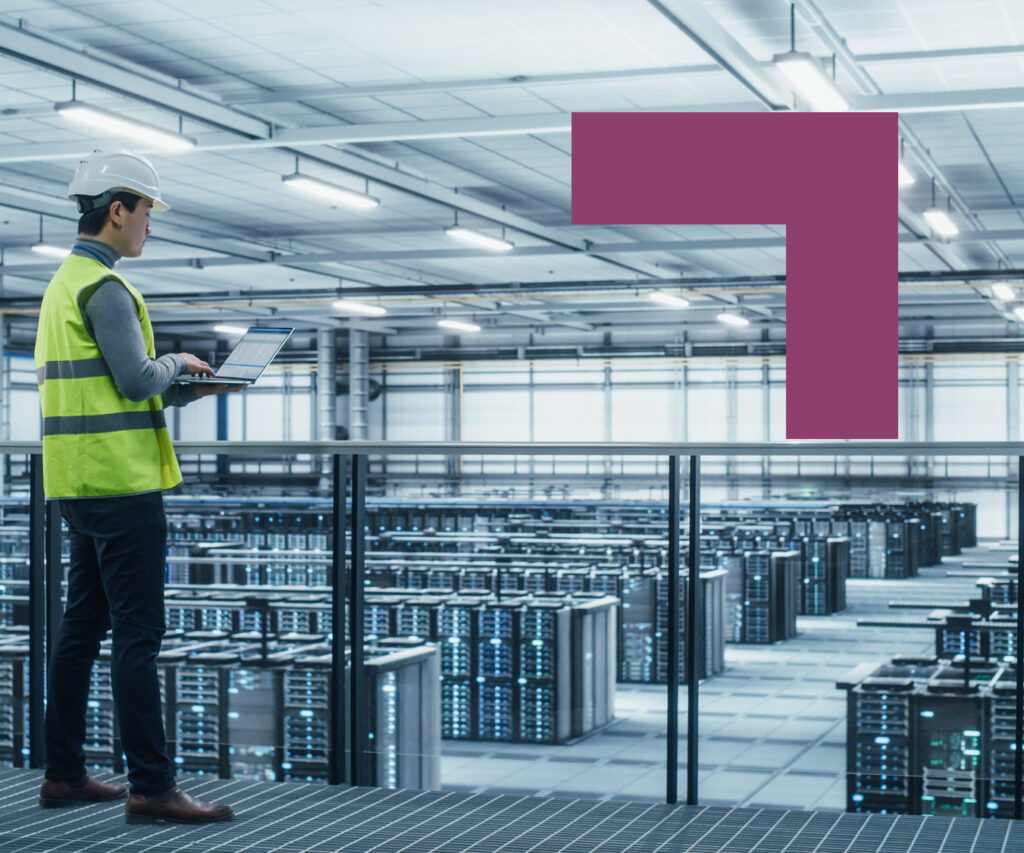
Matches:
[35,150,237,824]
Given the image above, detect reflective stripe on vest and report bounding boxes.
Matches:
[43,410,167,436]
[36,358,111,384]
[34,253,182,498]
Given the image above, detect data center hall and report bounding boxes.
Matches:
[3,2,1024,851]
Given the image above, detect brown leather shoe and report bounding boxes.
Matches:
[39,776,128,807]
[125,787,233,824]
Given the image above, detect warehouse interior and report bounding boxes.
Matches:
[2,0,1024,848]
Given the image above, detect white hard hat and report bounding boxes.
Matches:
[68,150,170,213]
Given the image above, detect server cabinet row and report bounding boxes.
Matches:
[839,657,1018,820]
[0,631,439,790]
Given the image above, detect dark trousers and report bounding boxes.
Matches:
[44,491,174,795]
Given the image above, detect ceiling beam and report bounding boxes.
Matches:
[221,65,726,104]
[645,0,790,109]
[8,223,1021,278]
[0,114,574,163]
[791,0,1013,280]
[0,20,268,138]
[220,44,1024,106]
[858,44,1024,63]
[0,19,667,284]
[852,88,1024,114]
[0,185,407,288]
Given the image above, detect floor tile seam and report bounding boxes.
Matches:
[703,809,798,843]
[350,792,529,853]
[445,794,590,853]
[38,811,240,853]
[492,798,637,853]
[652,806,780,853]
[290,789,475,853]
[747,809,825,853]
[486,795,617,853]
[195,786,419,853]
[732,713,847,808]
[1001,820,1024,853]
[587,802,666,853]
[200,780,378,828]
[0,797,141,837]
[960,814,989,853]
[513,798,640,853]
[618,805,718,853]
[910,813,955,853]
[798,812,877,853]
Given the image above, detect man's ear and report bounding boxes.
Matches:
[108,200,124,227]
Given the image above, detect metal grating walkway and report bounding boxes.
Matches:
[0,768,1021,853]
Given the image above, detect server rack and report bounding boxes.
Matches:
[0,640,27,768]
[797,537,849,616]
[737,551,799,644]
[653,568,726,681]
[568,595,617,738]
[519,600,571,744]
[839,657,1018,819]
[474,601,521,741]
[437,596,480,740]
[619,568,657,683]
[364,639,441,791]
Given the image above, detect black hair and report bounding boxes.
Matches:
[76,191,142,236]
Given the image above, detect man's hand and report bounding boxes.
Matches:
[194,383,246,399]
[178,352,214,377]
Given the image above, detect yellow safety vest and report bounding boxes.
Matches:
[34,253,182,498]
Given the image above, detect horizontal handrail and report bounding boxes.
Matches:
[2,439,1024,456]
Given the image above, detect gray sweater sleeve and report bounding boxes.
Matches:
[83,281,197,407]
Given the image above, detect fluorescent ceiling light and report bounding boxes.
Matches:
[897,161,915,188]
[332,299,387,317]
[282,173,380,209]
[1015,305,1024,322]
[773,51,851,111]
[717,312,750,327]
[55,101,195,151]
[214,324,249,335]
[30,242,68,258]
[923,207,959,238]
[991,284,1016,302]
[445,226,514,252]
[648,291,690,309]
[438,318,481,333]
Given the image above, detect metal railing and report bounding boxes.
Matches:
[1,439,1022,815]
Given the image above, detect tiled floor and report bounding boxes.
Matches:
[1,767,1020,853]
[440,547,997,810]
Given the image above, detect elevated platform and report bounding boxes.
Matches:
[0,768,1020,852]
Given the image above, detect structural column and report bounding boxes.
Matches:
[317,329,338,488]
[725,363,737,499]
[348,329,369,440]
[924,361,935,478]
[444,366,461,492]
[0,270,7,496]
[761,361,771,497]
[1009,359,1019,540]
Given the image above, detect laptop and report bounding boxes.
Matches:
[174,327,293,385]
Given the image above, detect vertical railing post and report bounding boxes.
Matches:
[27,455,45,768]
[350,454,368,786]
[686,455,701,806]
[1016,456,1023,819]
[666,455,680,804]
[46,499,62,665]
[215,338,229,478]
[328,453,348,785]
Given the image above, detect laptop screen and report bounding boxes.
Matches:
[216,327,293,381]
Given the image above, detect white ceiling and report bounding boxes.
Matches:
[0,0,1023,353]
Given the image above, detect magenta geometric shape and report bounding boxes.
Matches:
[571,112,897,439]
